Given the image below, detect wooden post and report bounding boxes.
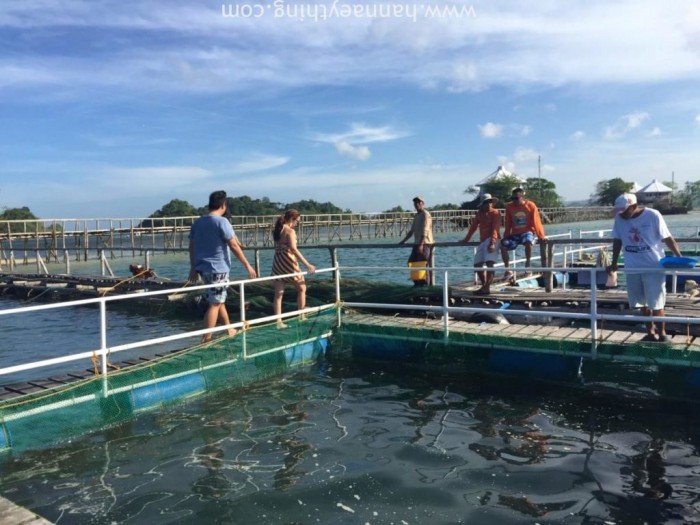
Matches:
[254,249,261,277]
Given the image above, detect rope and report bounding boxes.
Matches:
[98,269,153,296]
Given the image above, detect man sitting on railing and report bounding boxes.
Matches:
[500,187,548,280]
[607,193,682,343]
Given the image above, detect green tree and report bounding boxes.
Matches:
[140,199,200,228]
[228,195,282,216]
[383,205,406,213]
[0,206,43,233]
[430,202,462,211]
[590,178,634,206]
[462,174,524,209]
[284,199,346,214]
[524,177,564,208]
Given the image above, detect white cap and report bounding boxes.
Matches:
[613,193,637,214]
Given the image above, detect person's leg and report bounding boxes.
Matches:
[474,262,485,287]
[296,281,307,319]
[484,262,495,292]
[274,280,287,327]
[524,242,532,268]
[501,246,510,270]
[640,306,655,337]
[644,273,667,339]
[653,308,666,337]
[202,304,220,343]
[217,304,237,337]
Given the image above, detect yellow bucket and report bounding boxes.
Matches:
[408,260,427,281]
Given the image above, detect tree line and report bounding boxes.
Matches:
[2,176,699,232]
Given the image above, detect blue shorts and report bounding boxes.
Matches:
[200,272,229,304]
[501,232,535,251]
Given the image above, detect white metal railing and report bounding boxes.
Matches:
[339,264,700,360]
[0,268,339,381]
[1,263,700,382]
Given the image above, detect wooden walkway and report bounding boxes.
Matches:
[339,309,700,365]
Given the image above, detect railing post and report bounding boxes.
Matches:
[145,250,151,272]
[329,247,338,282]
[442,270,450,338]
[335,263,342,326]
[100,299,109,378]
[589,267,598,359]
[254,249,261,277]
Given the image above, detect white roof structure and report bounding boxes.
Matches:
[630,182,642,192]
[638,179,672,194]
[475,165,526,186]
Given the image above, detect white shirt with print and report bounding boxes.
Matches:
[612,208,670,269]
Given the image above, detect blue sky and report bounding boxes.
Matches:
[1,0,699,218]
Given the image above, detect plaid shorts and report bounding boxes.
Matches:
[501,232,535,251]
[200,272,229,304]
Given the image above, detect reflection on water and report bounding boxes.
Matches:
[1,358,699,524]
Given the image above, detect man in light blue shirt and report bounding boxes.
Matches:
[189,190,257,342]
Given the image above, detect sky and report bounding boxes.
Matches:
[1,0,699,219]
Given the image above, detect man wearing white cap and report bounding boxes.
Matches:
[607,193,682,342]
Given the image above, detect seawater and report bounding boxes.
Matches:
[2,214,700,523]
[1,360,700,524]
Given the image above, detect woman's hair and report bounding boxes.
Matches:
[273,209,300,241]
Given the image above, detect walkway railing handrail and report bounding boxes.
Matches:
[2,260,700,382]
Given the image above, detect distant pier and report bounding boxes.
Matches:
[0,207,612,269]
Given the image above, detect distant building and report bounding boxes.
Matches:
[636,179,673,204]
[475,165,526,196]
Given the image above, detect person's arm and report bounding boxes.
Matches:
[421,212,432,245]
[288,228,315,274]
[462,216,478,243]
[188,239,199,283]
[487,211,500,252]
[663,236,682,257]
[399,223,414,244]
[227,236,257,279]
[608,238,622,272]
[530,202,547,240]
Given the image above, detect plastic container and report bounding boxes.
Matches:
[660,256,698,269]
[408,260,427,281]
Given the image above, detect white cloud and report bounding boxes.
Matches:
[313,123,406,160]
[335,141,371,160]
[227,154,289,173]
[570,130,586,140]
[647,127,662,137]
[696,114,700,125]
[3,1,700,97]
[603,111,650,139]
[514,147,539,162]
[479,122,503,138]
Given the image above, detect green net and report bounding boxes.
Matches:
[0,308,337,453]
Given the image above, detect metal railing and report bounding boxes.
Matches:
[2,261,700,384]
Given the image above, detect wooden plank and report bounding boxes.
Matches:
[542,327,578,340]
[27,379,63,389]
[4,382,45,395]
[567,328,592,340]
[603,330,634,343]
[528,326,562,338]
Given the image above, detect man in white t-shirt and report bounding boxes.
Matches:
[607,193,682,342]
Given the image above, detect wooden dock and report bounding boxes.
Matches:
[1,207,613,266]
